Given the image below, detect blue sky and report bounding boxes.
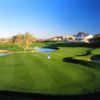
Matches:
[0,0,100,38]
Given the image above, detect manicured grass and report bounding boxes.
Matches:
[0,43,100,95]
[0,44,23,51]
[92,48,100,55]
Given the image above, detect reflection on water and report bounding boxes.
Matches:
[0,54,9,56]
[34,47,55,52]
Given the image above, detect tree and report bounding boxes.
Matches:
[11,33,23,46]
[11,32,36,49]
[11,35,17,45]
[89,33,100,48]
[90,33,100,42]
[15,33,23,47]
[24,32,32,48]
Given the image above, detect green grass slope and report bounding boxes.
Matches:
[0,46,100,95]
[92,48,100,55]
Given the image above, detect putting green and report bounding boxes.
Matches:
[0,46,100,95]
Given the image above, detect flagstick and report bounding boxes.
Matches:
[49,58,50,69]
[48,53,51,69]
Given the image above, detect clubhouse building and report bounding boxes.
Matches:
[46,32,93,43]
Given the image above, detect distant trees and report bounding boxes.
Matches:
[11,35,17,44]
[89,33,100,48]
[11,32,36,48]
[16,33,23,46]
[24,32,32,48]
[0,38,10,45]
[90,33,100,42]
[11,33,23,46]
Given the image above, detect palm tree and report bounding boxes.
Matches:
[11,32,36,49]
[16,33,23,47]
[24,32,32,48]
[11,35,17,45]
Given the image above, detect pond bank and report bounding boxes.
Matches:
[0,50,8,53]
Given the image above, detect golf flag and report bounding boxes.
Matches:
[48,55,51,59]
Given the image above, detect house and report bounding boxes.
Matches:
[63,36,76,42]
[75,32,93,43]
[48,36,64,41]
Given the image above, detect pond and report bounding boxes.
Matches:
[0,54,9,57]
[34,47,55,52]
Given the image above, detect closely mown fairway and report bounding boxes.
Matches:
[0,43,100,95]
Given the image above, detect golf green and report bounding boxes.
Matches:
[0,46,100,95]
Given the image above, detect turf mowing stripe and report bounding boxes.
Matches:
[0,47,100,95]
[22,53,81,94]
[15,53,57,93]
[0,54,18,90]
[52,52,100,93]
[27,53,96,94]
